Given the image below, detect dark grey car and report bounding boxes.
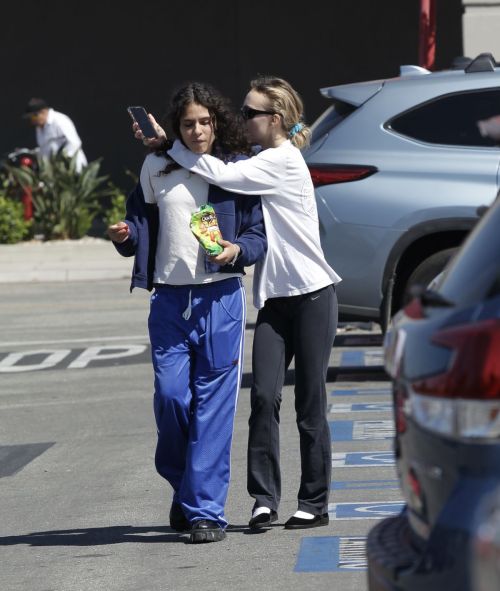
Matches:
[366,194,500,590]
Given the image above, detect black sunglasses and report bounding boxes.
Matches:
[240,105,275,120]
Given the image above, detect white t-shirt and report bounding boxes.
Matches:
[140,153,241,285]
[36,109,87,172]
[168,139,341,308]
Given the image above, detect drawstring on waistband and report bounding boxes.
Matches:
[182,290,192,320]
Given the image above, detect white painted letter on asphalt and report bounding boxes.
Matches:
[68,345,148,369]
[0,349,71,372]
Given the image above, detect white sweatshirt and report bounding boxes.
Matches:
[168,139,341,309]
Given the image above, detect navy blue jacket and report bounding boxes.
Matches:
[113,181,267,292]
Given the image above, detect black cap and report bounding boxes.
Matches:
[23,97,49,117]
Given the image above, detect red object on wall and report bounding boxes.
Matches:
[419,0,436,70]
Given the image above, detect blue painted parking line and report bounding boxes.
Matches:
[339,349,384,367]
[332,451,395,467]
[328,501,405,520]
[330,387,391,397]
[329,402,393,413]
[330,420,394,441]
[295,536,367,572]
[339,350,365,366]
[331,479,400,490]
[329,421,353,441]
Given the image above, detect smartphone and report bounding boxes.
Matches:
[127,106,158,139]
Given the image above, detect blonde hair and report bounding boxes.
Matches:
[249,76,311,149]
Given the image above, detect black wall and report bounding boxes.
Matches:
[1,0,463,190]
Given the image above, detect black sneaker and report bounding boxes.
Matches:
[189,520,226,544]
[169,502,190,532]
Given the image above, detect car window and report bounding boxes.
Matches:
[310,100,357,144]
[388,89,500,147]
[438,201,500,306]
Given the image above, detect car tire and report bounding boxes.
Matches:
[366,511,420,589]
[402,247,458,307]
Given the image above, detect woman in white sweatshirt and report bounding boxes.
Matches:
[138,76,341,531]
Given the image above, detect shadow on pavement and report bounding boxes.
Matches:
[0,523,254,546]
[0,525,185,546]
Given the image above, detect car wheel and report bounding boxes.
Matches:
[402,247,458,307]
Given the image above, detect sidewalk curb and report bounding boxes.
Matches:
[0,238,132,283]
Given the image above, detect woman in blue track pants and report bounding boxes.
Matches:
[108,82,266,543]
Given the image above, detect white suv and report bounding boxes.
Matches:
[304,52,500,329]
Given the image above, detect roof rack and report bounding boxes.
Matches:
[465,52,497,73]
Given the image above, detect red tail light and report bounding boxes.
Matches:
[412,319,500,399]
[307,164,377,187]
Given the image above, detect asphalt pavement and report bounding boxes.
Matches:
[0,238,394,591]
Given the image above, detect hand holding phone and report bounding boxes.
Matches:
[127,106,159,139]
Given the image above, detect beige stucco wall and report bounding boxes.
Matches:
[463,0,500,60]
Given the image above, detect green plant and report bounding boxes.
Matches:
[0,186,32,243]
[102,184,127,235]
[101,169,138,239]
[11,150,111,240]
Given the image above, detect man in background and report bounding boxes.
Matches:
[23,98,88,172]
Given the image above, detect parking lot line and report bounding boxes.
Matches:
[330,420,395,441]
[330,387,391,397]
[331,479,400,490]
[329,401,393,413]
[339,349,384,367]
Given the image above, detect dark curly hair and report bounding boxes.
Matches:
[158,82,251,174]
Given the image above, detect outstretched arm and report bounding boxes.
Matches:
[109,184,145,258]
[167,140,285,196]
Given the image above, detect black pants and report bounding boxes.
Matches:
[247,284,337,515]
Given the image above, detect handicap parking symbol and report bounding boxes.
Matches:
[331,451,395,467]
[329,501,405,520]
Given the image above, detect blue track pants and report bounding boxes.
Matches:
[148,277,245,528]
